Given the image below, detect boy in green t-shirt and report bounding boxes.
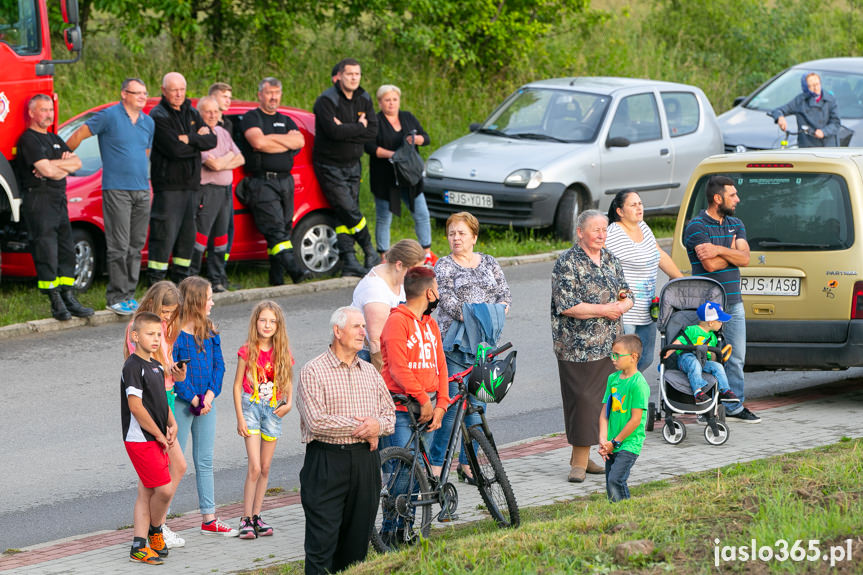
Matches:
[662,301,741,404]
[599,334,649,502]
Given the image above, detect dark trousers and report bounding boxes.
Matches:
[605,450,638,502]
[247,174,298,282]
[314,162,365,233]
[248,174,295,249]
[300,441,381,575]
[148,189,197,281]
[190,183,231,285]
[22,187,76,290]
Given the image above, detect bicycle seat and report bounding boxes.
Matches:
[390,393,422,418]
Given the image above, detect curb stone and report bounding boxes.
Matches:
[0,239,673,341]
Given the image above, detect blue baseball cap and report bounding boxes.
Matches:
[698,301,732,322]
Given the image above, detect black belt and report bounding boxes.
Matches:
[254,171,291,180]
[308,440,369,452]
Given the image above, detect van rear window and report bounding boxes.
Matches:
[685,173,854,251]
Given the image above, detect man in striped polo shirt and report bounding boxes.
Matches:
[683,175,761,423]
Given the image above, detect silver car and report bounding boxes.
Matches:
[719,57,863,152]
[423,77,723,240]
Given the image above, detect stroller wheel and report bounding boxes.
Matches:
[646,402,656,432]
[704,422,729,445]
[662,420,686,445]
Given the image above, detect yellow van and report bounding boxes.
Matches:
[671,149,863,370]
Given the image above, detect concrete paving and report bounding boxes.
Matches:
[3,382,861,574]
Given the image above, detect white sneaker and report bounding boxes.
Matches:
[162,523,185,548]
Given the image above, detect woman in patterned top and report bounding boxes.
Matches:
[428,211,512,483]
[606,190,682,372]
[551,209,633,484]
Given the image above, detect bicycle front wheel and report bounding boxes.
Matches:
[465,426,520,528]
[371,446,432,553]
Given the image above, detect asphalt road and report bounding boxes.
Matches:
[2,259,861,550]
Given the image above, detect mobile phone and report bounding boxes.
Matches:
[175,358,190,368]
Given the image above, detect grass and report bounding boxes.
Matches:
[242,439,863,575]
[0,216,677,327]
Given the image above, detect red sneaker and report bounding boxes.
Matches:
[423,251,438,267]
[201,518,239,537]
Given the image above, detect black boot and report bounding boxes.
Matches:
[46,289,71,321]
[356,228,381,269]
[169,266,191,285]
[337,233,367,278]
[60,286,95,318]
[147,268,167,288]
[277,250,312,284]
[268,255,285,286]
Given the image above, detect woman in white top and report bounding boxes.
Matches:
[351,238,425,370]
[605,190,683,371]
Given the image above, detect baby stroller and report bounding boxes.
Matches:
[646,277,731,446]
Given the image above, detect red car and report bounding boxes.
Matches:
[0,99,340,290]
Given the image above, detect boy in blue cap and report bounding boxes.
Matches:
[664,301,741,404]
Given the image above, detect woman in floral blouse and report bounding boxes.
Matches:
[428,211,512,484]
[551,209,633,484]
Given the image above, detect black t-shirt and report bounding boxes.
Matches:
[17,129,70,190]
[240,108,299,174]
[120,354,169,442]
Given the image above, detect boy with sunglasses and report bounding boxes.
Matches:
[598,334,649,502]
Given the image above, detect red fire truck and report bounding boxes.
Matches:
[0,0,82,280]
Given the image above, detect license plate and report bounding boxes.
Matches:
[740,276,800,296]
[444,191,493,209]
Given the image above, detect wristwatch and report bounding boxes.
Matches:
[611,439,622,450]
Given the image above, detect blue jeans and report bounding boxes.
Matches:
[381,410,437,451]
[380,410,436,533]
[174,397,217,514]
[374,192,432,251]
[623,322,656,372]
[721,301,746,414]
[428,355,483,467]
[605,449,638,502]
[677,354,730,395]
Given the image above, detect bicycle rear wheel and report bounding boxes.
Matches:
[371,447,432,553]
[465,427,520,528]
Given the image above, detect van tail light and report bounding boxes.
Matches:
[852,282,863,320]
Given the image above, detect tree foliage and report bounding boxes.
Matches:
[94,0,316,61]
[325,0,600,70]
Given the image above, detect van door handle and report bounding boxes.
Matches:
[752,304,774,315]
[660,148,669,156]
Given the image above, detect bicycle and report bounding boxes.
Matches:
[370,342,520,552]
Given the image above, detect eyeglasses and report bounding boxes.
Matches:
[124,90,148,97]
[610,352,633,360]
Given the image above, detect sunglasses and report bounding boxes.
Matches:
[610,352,633,360]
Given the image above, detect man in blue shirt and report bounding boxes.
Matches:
[67,78,155,315]
[683,175,760,423]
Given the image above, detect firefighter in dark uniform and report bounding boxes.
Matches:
[147,72,217,285]
[313,58,380,277]
[17,94,94,320]
[240,77,311,285]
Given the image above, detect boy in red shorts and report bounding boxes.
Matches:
[122,311,179,564]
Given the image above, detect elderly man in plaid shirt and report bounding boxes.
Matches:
[297,306,395,575]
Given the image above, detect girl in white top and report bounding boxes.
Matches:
[351,238,425,370]
[606,190,682,371]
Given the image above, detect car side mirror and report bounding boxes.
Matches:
[733,96,746,107]
[606,136,630,148]
[469,123,481,132]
